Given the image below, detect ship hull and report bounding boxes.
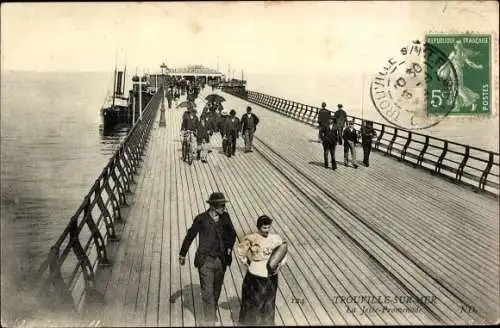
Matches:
[101,106,131,129]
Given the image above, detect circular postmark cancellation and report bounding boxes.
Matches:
[370,40,459,130]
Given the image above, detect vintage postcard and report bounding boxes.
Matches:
[1,1,498,327]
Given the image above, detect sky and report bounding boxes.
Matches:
[1,1,498,76]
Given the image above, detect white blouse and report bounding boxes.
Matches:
[236,232,287,278]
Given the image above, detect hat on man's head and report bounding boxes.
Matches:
[206,192,228,205]
[337,104,343,108]
[321,102,327,108]
[246,106,252,111]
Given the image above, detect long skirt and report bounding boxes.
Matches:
[239,272,278,326]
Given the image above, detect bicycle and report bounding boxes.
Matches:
[181,130,196,165]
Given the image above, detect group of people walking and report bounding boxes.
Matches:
[179,192,286,326]
[318,103,377,169]
[180,101,260,162]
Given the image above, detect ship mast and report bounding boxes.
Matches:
[112,66,117,110]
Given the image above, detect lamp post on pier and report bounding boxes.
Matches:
[159,62,168,127]
[132,74,147,122]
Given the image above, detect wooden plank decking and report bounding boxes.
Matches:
[95,89,499,326]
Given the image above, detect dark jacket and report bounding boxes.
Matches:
[318,108,331,127]
[333,109,347,128]
[361,125,376,145]
[196,119,210,143]
[319,124,338,144]
[343,127,358,143]
[181,113,199,131]
[222,116,240,137]
[240,113,260,132]
[166,90,173,100]
[179,210,237,268]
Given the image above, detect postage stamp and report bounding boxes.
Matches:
[370,39,459,130]
[425,34,491,116]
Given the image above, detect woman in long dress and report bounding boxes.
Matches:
[236,215,287,326]
[437,40,484,109]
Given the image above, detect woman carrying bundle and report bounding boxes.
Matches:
[236,215,288,326]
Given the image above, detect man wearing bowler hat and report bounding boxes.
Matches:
[319,115,338,170]
[333,104,347,145]
[179,192,237,326]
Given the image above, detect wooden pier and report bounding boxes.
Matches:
[37,86,499,326]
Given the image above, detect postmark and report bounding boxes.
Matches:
[370,39,459,130]
[426,34,491,116]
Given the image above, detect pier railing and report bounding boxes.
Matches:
[225,89,499,196]
[36,87,164,313]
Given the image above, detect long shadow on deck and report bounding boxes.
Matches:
[169,284,202,322]
[169,285,242,324]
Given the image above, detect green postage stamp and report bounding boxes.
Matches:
[425,34,491,116]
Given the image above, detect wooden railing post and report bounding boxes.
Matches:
[456,146,470,182]
[434,141,448,174]
[311,107,319,125]
[277,99,283,113]
[124,144,138,174]
[374,125,385,150]
[417,136,430,167]
[286,101,293,115]
[306,106,314,123]
[110,160,128,206]
[298,104,305,120]
[120,147,135,185]
[95,180,118,241]
[115,152,131,193]
[103,167,122,221]
[43,245,75,311]
[479,152,494,190]
[69,216,101,301]
[386,128,398,156]
[83,196,111,266]
[400,131,412,161]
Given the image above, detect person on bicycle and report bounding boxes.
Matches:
[181,109,199,141]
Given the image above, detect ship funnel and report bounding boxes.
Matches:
[116,71,124,95]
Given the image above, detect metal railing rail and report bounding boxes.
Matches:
[225,89,499,196]
[36,86,164,313]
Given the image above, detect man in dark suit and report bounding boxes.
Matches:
[360,120,377,166]
[166,88,173,109]
[179,192,237,326]
[317,102,330,142]
[333,104,347,145]
[319,115,338,170]
[224,110,240,157]
[240,106,260,153]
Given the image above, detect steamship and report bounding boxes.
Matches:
[101,68,130,128]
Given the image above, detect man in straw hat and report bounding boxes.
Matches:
[179,192,237,326]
